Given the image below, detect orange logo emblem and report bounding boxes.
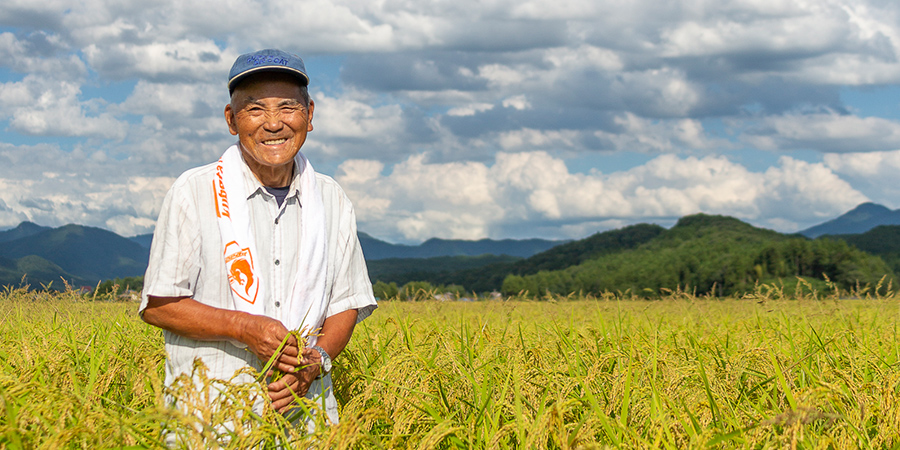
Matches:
[224,241,259,304]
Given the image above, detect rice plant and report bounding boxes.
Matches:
[1,284,899,448]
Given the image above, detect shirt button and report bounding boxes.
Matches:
[275,301,281,307]
[274,259,280,265]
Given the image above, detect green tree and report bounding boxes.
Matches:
[399,281,436,301]
[93,276,144,299]
[372,281,399,300]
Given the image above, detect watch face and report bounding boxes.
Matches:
[314,346,332,373]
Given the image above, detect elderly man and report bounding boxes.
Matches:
[140,49,377,432]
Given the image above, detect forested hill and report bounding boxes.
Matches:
[0,255,90,289]
[0,224,148,286]
[500,214,892,297]
[368,223,665,292]
[826,225,900,275]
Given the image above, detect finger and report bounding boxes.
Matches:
[273,395,297,412]
[278,343,301,358]
[274,361,299,374]
[268,379,304,404]
[269,387,293,403]
[276,353,301,366]
[270,384,309,406]
[268,378,288,392]
[268,373,299,392]
[273,387,309,412]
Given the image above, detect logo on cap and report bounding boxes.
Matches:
[246,55,289,66]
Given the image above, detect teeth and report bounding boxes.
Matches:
[263,139,286,145]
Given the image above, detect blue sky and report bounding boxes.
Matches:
[1,0,900,243]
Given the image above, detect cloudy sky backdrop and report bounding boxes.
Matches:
[1,0,899,243]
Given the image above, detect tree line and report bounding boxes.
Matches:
[371,214,895,299]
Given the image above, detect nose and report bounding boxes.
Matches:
[262,110,284,131]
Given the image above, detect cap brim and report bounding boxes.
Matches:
[228,66,310,93]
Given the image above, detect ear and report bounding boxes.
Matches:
[306,100,315,132]
[224,104,238,136]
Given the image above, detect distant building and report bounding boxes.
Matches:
[118,289,141,302]
[433,293,456,302]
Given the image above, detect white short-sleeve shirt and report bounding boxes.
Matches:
[140,152,377,425]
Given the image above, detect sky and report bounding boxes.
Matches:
[1,0,900,244]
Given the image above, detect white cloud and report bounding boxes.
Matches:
[0,32,85,77]
[743,111,900,152]
[337,151,867,242]
[477,63,532,88]
[120,80,224,117]
[502,95,531,110]
[825,148,900,176]
[758,156,869,224]
[497,129,580,151]
[0,75,128,139]
[337,154,496,240]
[308,91,409,160]
[447,103,494,116]
[824,149,900,208]
[660,3,847,59]
[82,40,231,82]
[595,113,731,153]
[0,142,176,235]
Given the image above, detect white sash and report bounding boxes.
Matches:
[214,144,328,338]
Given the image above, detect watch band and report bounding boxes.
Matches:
[310,345,332,378]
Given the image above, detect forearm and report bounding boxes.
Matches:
[143,296,301,374]
[141,295,249,342]
[314,308,358,360]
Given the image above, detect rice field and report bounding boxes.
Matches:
[1,284,899,448]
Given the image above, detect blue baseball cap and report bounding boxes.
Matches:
[228,49,309,94]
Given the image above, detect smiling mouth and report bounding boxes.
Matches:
[263,138,287,145]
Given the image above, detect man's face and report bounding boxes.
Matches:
[224,73,314,181]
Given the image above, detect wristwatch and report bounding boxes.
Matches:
[310,345,332,378]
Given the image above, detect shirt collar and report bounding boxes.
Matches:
[238,151,303,201]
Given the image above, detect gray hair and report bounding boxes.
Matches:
[229,73,310,108]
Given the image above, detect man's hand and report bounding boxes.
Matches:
[143,296,303,375]
[263,309,358,411]
[267,347,321,412]
[239,314,301,374]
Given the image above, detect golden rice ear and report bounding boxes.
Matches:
[7,287,900,447]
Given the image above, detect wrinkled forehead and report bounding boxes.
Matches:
[230,72,308,105]
[232,72,304,94]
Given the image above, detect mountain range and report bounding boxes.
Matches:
[1,202,897,291]
[357,232,565,259]
[0,222,150,289]
[0,223,564,289]
[799,203,900,237]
